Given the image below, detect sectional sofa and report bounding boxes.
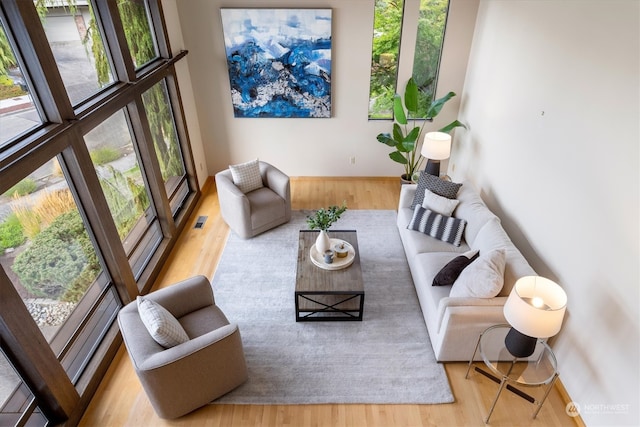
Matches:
[396,177,536,361]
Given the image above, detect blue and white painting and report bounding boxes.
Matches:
[220,8,332,118]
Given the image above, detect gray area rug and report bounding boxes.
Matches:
[211,210,454,404]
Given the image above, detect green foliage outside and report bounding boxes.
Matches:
[4,177,37,197]
[118,0,156,68]
[369,0,404,119]
[12,210,99,302]
[369,0,449,119]
[90,147,120,165]
[411,0,449,118]
[0,214,25,252]
[99,165,149,239]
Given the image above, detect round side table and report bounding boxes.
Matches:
[465,324,559,423]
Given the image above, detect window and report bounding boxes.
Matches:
[368,0,450,119]
[0,1,197,425]
[0,20,44,146]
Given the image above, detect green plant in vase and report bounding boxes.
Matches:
[307,203,347,254]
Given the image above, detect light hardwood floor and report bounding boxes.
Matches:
[80,177,583,427]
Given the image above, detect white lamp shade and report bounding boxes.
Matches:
[421,132,451,160]
[503,276,567,338]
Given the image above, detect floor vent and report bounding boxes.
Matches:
[194,215,208,229]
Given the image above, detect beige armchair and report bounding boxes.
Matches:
[215,161,291,239]
[117,275,248,419]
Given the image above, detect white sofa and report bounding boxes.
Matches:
[397,182,536,361]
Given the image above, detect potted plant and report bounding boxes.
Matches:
[307,203,347,254]
[376,77,466,183]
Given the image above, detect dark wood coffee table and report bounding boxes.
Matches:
[295,230,364,321]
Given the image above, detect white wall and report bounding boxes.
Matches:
[455,1,639,425]
[173,0,478,177]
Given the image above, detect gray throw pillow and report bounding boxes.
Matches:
[411,173,462,209]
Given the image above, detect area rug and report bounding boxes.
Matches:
[211,210,454,405]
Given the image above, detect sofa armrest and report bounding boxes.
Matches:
[399,184,417,210]
[436,296,507,334]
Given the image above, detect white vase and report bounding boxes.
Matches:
[316,230,331,254]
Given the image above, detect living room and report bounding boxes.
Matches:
[0,0,637,426]
[158,0,637,424]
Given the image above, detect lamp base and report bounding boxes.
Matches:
[425,160,441,176]
[505,328,537,358]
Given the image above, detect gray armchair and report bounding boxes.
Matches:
[215,161,291,239]
[117,275,248,419]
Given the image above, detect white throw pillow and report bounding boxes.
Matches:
[421,188,460,216]
[137,296,189,348]
[450,249,506,298]
[229,158,263,193]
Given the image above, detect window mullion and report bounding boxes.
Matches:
[126,99,175,238]
[60,133,138,304]
[0,269,79,424]
[92,0,136,83]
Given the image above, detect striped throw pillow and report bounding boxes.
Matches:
[407,205,466,246]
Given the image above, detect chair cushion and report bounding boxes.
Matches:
[229,158,263,193]
[137,296,189,348]
[407,205,466,247]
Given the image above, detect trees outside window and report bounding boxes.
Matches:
[369,0,450,119]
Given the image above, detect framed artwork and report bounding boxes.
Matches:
[220,8,332,118]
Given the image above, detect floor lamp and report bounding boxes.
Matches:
[421,132,451,177]
[503,276,567,358]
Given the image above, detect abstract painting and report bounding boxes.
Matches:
[220,8,332,118]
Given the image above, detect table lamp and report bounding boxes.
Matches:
[421,132,451,177]
[503,276,567,358]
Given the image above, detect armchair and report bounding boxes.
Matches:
[117,275,248,419]
[215,160,291,239]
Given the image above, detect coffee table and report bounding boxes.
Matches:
[295,230,364,321]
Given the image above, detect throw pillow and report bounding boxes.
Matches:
[137,296,189,348]
[229,158,263,193]
[450,249,506,298]
[422,188,460,216]
[407,205,467,246]
[432,250,480,286]
[411,172,462,209]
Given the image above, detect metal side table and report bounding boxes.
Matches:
[465,324,559,423]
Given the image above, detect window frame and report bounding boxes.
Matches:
[0,0,199,425]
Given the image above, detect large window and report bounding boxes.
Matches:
[369,0,450,119]
[0,1,197,425]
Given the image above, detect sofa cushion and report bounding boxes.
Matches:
[137,296,189,348]
[398,208,470,256]
[432,250,479,286]
[422,188,460,216]
[411,173,462,208]
[450,249,506,298]
[454,183,500,245]
[229,158,263,193]
[472,219,537,296]
[407,206,466,247]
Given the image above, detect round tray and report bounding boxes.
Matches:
[310,238,356,270]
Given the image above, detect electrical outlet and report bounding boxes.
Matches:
[349,156,356,165]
